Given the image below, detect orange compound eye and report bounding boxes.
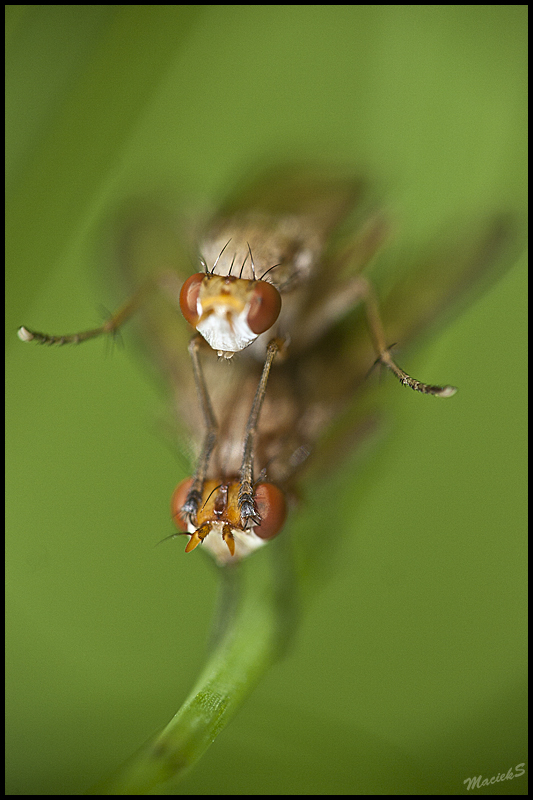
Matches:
[179,273,204,327]
[246,281,282,335]
[253,483,287,540]
[170,477,194,532]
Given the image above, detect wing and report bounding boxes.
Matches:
[295,212,519,481]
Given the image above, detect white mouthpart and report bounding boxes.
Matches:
[196,303,257,353]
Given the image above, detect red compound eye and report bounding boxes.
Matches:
[246,281,282,335]
[253,483,287,540]
[170,477,194,532]
[179,274,204,327]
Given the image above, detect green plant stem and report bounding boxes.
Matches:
[88,541,297,794]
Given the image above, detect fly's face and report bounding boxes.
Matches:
[179,271,281,358]
[171,478,287,564]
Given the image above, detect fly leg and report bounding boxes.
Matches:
[181,334,218,522]
[358,276,457,397]
[18,281,152,346]
[238,337,283,526]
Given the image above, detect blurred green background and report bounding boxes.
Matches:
[6,6,527,795]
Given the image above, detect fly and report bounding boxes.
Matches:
[18,166,510,564]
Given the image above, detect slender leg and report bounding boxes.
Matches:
[238,338,283,526]
[358,276,457,397]
[181,335,219,521]
[17,281,152,346]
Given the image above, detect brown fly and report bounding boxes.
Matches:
[18,166,511,564]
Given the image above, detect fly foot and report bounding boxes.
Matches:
[238,481,262,528]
